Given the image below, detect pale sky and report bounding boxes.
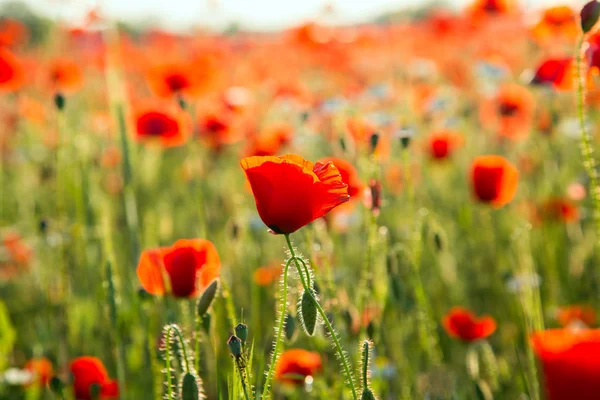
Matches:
[2,0,579,31]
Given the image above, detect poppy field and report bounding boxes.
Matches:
[4,1,600,399]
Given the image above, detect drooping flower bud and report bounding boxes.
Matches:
[581,0,600,33]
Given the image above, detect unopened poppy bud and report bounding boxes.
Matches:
[369,179,382,215]
[234,323,248,344]
[284,312,296,340]
[49,376,64,395]
[180,372,200,400]
[367,321,376,339]
[39,218,48,234]
[299,289,318,336]
[581,0,600,33]
[339,136,347,152]
[369,133,379,153]
[433,233,443,252]
[197,280,219,317]
[361,389,377,400]
[201,313,211,333]
[400,136,411,148]
[178,95,187,110]
[54,92,65,111]
[227,335,242,358]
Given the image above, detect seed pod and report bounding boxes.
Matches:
[180,372,200,400]
[299,289,318,336]
[89,383,101,399]
[234,323,248,344]
[227,335,242,358]
[197,280,219,317]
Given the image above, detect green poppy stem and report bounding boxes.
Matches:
[284,234,358,400]
[260,256,294,399]
[576,35,600,246]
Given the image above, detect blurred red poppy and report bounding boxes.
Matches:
[241,155,349,234]
[0,18,28,47]
[47,58,83,93]
[198,111,241,150]
[245,123,292,157]
[443,307,496,342]
[24,357,53,386]
[146,60,214,98]
[426,129,463,160]
[540,198,579,223]
[531,6,578,44]
[318,157,363,199]
[480,84,535,141]
[557,306,596,327]
[134,105,187,148]
[470,155,519,208]
[0,48,24,92]
[275,349,322,384]
[531,58,575,91]
[137,239,221,298]
[532,329,600,400]
[253,263,283,286]
[70,357,118,400]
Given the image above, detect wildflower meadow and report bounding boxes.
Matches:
[2,0,600,399]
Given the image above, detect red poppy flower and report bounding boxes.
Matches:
[0,18,28,47]
[275,349,322,384]
[531,6,578,44]
[137,239,221,298]
[470,155,519,208]
[443,307,496,342]
[245,123,292,157]
[198,111,241,150]
[24,357,53,386]
[318,157,363,199]
[70,357,119,400]
[531,329,600,400]
[557,306,596,327]
[531,58,575,91]
[467,0,517,18]
[480,84,535,141]
[47,59,83,93]
[0,48,24,92]
[540,198,579,223]
[241,155,349,234]
[134,105,187,148]
[146,60,214,98]
[426,129,463,160]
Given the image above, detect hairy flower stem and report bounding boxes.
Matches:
[285,234,358,400]
[260,257,293,399]
[576,35,600,245]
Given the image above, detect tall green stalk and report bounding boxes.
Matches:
[576,35,600,243]
[285,235,358,400]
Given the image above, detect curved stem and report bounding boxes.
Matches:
[285,235,358,400]
[261,257,293,399]
[576,35,600,243]
[164,328,174,400]
[361,341,369,389]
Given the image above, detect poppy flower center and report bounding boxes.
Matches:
[482,0,504,13]
[137,112,179,138]
[204,117,228,133]
[165,73,190,92]
[498,101,520,116]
